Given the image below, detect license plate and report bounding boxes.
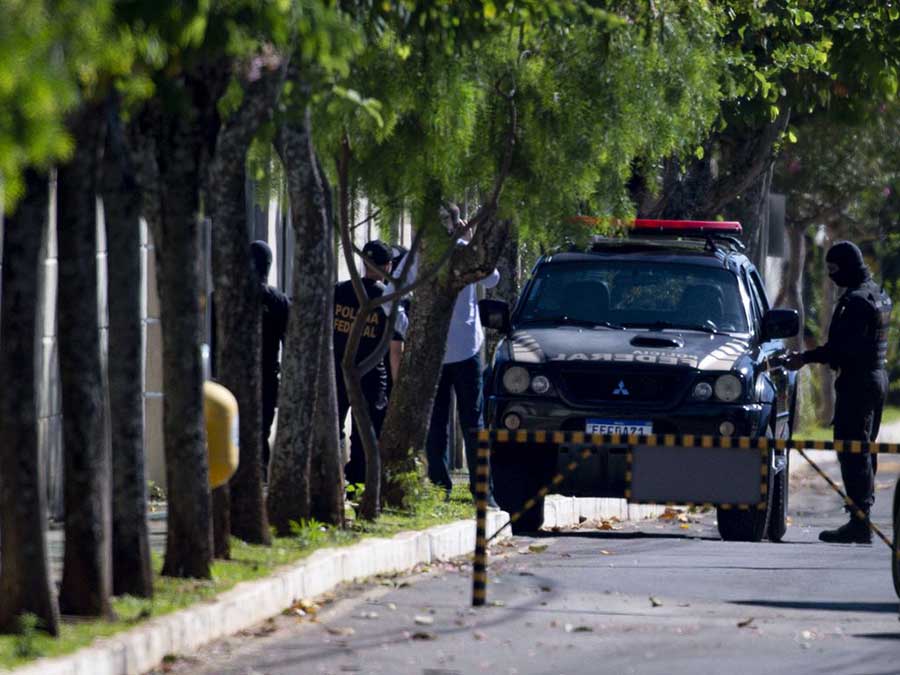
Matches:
[585,419,652,435]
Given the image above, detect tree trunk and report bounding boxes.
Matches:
[380,218,510,507]
[268,109,331,535]
[817,265,836,426]
[638,111,790,267]
[102,98,153,597]
[380,272,456,506]
[774,221,805,351]
[485,228,520,360]
[0,170,61,635]
[211,486,231,559]
[309,213,343,526]
[57,107,114,618]
[150,105,213,579]
[209,67,285,546]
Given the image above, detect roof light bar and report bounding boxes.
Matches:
[631,219,742,234]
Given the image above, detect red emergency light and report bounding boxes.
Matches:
[631,219,742,234]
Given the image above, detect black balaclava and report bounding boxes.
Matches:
[250,240,273,281]
[825,240,870,288]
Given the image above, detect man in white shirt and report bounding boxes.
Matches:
[426,206,500,505]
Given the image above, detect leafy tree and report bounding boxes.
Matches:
[316,1,724,508]
[637,2,900,263]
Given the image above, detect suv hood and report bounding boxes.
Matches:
[507,326,751,371]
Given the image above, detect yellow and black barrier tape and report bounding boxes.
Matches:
[472,439,490,607]
[794,448,893,549]
[476,429,900,454]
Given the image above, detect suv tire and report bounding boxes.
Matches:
[767,451,789,542]
[892,478,899,599]
[717,430,774,542]
[492,444,552,534]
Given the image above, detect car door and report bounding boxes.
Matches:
[746,266,791,438]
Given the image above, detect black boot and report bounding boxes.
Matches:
[819,517,872,544]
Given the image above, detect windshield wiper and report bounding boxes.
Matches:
[520,316,625,330]
[623,320,729,335]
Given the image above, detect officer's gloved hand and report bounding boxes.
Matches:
[782,352,805,371]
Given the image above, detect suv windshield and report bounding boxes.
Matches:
[518,261,749,333]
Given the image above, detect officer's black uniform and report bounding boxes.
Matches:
[251,242,290,478]
[333,241,403,485]
[800,241,892,542]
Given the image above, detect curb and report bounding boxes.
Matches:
[10,498,649,675]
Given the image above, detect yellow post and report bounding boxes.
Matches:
[203,381,239,488]
[472,436,490,607]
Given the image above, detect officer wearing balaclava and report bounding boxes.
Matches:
[785,240,892,543]
[250,241,290,480]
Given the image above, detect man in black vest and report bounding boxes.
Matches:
[250,241,290,480]
[333,240,404,485]
[786,241,892,543]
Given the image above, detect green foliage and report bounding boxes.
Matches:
[13,614,41,658]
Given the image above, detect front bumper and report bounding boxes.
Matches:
[487,396,770,499]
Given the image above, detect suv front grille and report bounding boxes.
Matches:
[558,367,691,407]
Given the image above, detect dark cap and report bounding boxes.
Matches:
[362,239,392,266]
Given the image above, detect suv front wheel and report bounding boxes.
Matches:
[716,430,774,542]
[492,444,555,534]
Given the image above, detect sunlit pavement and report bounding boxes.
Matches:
[151,454,899,675]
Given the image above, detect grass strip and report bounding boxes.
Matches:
[0,484,473,670]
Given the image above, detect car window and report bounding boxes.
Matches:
[749,268,770,313]
[743,268,765,326]
[518,261,749,332]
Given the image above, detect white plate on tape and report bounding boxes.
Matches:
[585,419,652,435]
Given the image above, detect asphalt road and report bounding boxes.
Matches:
[154,453,899,675]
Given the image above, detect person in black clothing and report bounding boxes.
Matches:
[250,241,290,480]
[785,240,892,543]
[334,240,404,485]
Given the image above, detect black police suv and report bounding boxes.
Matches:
[482,220,799,542]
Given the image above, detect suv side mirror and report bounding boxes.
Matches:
[761,308,799,341]
[479,299,511,334]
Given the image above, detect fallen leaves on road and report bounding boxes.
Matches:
[597,517,622,531]
[599,550,613,556]
[358,611,379,620]
[414,615,434,626]
[325,625,355,637]
[564,623,593,633]
[658,508,681,521]
[411,631,437,641]
[528,544,549,553]
[679,523,691,530]
[539,585,552,592]
[737,617,755,628]
[649,596,663,607]
[473,630,487,641]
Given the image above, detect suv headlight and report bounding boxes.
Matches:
[714,374,743,402]
[692,381,713,401]
[502,366,531,394]
[531,375,551,394]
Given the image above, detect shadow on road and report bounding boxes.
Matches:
[532,529,722,543]
[732,599,899,614]
[853,632,900,641]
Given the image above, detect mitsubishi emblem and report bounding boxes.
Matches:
[613,380,629,396]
